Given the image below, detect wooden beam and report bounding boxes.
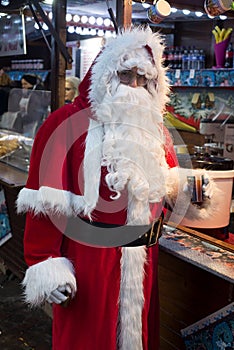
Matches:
[116,0,132,29]
[50,0,67,111]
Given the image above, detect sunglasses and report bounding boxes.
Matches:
[117,70,148,87]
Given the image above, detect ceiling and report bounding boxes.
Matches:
[44,0,234,20]
[1,0,234,21]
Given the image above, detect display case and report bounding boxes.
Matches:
[166,68,234,131]
[0,130,33,173]
[8,70,50,84]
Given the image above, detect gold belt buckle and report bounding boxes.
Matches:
[147,216,163,248]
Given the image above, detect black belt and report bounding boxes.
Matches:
[122,213,164,247]
[80,213,164,248]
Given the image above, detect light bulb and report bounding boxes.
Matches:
[68,26,75,33]
[182,9,190,15]
[42,23,48,30]
[1,1,10,6]
[81,15,88,24]
[66,13,72,22]
[104,18,111,27]
[97,29,104,36]
[96,17,103,25]
[142,3,150,9]
[195,11,203,17]
[88,16,96,25]
[73,15,80,23]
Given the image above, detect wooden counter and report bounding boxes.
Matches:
[0,162,28,187]
[159,224,234,350]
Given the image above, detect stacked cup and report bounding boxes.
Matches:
[147,0,171,24]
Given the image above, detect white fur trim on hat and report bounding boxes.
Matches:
[89,26,170,114]
[22,257,77,306]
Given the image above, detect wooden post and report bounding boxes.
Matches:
[50,0,67,111]
[116,0,132,29]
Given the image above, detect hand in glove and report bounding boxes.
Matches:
[46,284,72,305]
[184,174,213,204]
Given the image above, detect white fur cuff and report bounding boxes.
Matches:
[22,257,77,306]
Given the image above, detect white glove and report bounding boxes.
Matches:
[202,176,213,199]
[46,284,72,304]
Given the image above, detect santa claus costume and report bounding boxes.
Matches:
[17,27,219,350]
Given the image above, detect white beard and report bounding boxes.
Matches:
[92,84,169,225]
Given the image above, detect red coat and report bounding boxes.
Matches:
[21,71,178,350]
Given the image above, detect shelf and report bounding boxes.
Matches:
[167,68,234,88]
[8,70,50,82]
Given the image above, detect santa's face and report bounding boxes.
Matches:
[117,67,148,88]
[93,72,168,224]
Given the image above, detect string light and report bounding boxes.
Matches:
[1,0,10,6]
[96,17,103,25]
[103,18,111,26]
[88,16,96,25]
[142,3,150,9]
[90,28,96,36]
[42,22,48,30]
[97,29,104,36]
[66,13,72,22]
[33,12,115,36]
[182,9,190,15]
[195,11,203,17]
[219,14,227,20]
[81,15,88,24]
[73,15,80,23]
[67,26,75,33]
[75,27,82,34]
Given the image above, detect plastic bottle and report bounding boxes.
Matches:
[198,49,205,69]
[192,49,199,70]
[182,48,188,70]
[167,47,175,69]
[187,48,193,70]
[173,47,179,69]
[225,42,233,68]
[177,47,182,69]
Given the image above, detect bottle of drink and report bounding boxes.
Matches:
[192,49,199,70]
[163,47,169,67]
[182,48,188,70]
[173,47,179,69]
[187,48,194,70]
[198,49,205,69]
[177,47,182,69]
[167,47,175,69]
[225,42,233,68]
